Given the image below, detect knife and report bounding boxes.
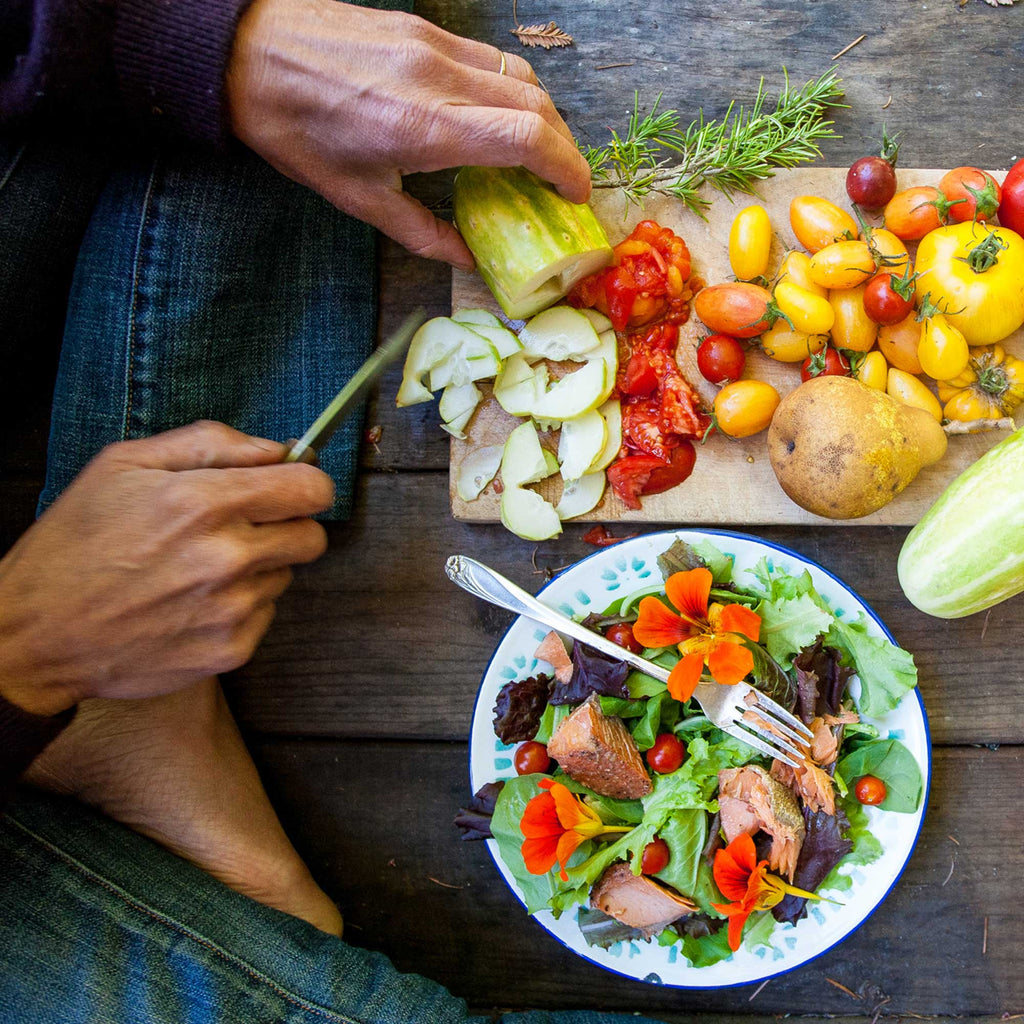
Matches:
[285,309,426,464]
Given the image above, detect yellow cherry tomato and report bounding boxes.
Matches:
[776,250,827,297]
[760,320,827,363]
[774,281,835,335]
[809,240,877,290]
[829,283,878,354]
[856,350,889,391]
[877,312,925,375]
[789,195,859,253]
[887,368,943,421]
[917,314,970,381]
[729,204,773,281]
[713,380,781,438]
[865,227,911,274]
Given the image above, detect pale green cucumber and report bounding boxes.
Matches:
[452,166,613,320]
[897,427,1024,618]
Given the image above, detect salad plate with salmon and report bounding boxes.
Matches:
[464,530,929,988]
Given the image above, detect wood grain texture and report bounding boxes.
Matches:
[227,471,1024,746]
[448,166,1023,526]
[252,737,1024,1017]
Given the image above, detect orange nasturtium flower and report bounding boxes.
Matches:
[632,567,762,702]
[711,834,820,951]
[520,778,631,881]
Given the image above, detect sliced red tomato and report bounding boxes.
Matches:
[606,445,696,510]
[619,352,659,396]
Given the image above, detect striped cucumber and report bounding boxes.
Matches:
[897,427,1024,617]
[453,166,612,319]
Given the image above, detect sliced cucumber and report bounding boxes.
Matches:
[500,485,563,541]
[555,471,606,520]
[557,409,607,482]
[438,382,483,439]
[428,329,501,391]
[493,353,548,417]
[500,420,553,488]
[589,399,623,473]
[456,444,504,502]
[531,357,613,423]
[396,317,469,407]
[518,306,601,362]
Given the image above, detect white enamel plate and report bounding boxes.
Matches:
[468,529,930,989]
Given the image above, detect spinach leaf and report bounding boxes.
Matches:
[837,738,923,813]
[652,808,706,896]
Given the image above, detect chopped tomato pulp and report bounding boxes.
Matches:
[568,219,695,332]
[570,220,708,511]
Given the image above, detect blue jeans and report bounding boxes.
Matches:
[0,131,375,521]
[0,787,666,1024]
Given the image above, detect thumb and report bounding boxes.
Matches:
[110,421,289,472]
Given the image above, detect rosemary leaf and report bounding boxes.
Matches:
[585,69,847,218]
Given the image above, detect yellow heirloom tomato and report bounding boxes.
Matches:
[829,282,878,353]
[938,344,1024,421]
[917,314,970,381]
[887,368,943,421]
[856,350,889,391]
[774,281,835,335]
[713,380,781,438]
[776,250,827,297]
[729,205,773,281]
[914,222,1024,345]
[809,240,876,290]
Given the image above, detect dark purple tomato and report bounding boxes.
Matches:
[846,156,898,209]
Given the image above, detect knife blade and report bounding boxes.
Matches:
[285,309,426,464]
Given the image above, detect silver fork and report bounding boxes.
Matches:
[445,554,813,769]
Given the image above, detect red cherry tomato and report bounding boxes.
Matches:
[998,157,1024,235]
[514,741,551,776]
[939,166,1001,223]
[862,272,916,326]
[697,333,746,384]
[646,733,686,774]
[641,838,671,875]
[846,156,897,209]
[854,775,887,805]
[606,444,696,511]
[606,622,643,654]
[800,346,850,381]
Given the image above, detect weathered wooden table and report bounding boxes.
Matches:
[4,0,1024,1019]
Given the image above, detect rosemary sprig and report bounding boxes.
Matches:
[584,69,846,217]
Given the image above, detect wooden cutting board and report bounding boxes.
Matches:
[448,166,1022,526]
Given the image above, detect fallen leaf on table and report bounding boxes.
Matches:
[511,21,574,48]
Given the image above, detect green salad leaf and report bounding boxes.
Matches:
[837,738,924,813]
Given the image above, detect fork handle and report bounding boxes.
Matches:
[444,555,671,686]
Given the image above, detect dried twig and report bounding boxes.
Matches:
[428,876,464,889]
[942,856,956,886]
[882,95,893,109]
[981,608,992,642]
[748,978,770,1001]
[596,62,635,71]
[943,416,1015,434]
[832,34,867,59]
[949,834,961,846]
[826,977,859,998]
[984,915,989,954]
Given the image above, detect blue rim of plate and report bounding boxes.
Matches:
[466,528,932,991]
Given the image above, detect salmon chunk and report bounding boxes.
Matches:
[718,765,805,882]
[591,862,697,938]
[547,694,652,799]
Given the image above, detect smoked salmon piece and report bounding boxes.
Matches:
[718,765,805,882]
[534,631,573,684]
[590,861,697,938]
[547,694,653,799]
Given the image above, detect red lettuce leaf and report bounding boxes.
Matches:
[492,674,552,744]
[549,640,630,706]
[454,781,506,841]
[772,807,853,924]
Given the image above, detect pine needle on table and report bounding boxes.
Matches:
[585,68,846,218]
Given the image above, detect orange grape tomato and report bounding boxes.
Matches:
[693,282,773,338]
[829,283,878,354]
[789,195,859,253]
[809,240,876,290]
[877,312,925,374]
[883,186,944,241]
[713,379,781,438]
[865,227,911,274]
[728,204,773,281]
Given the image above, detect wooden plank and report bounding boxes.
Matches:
[250,737,1024,1015]
[448,167,1023,527]
[228,470,1024,745]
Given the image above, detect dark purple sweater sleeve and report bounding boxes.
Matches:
[0,694,75,809]
[0,0,256,144]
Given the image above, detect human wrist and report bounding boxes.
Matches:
[0,630,80,718]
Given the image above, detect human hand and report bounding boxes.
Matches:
[225,0,592,269]
[0,421,334,716]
